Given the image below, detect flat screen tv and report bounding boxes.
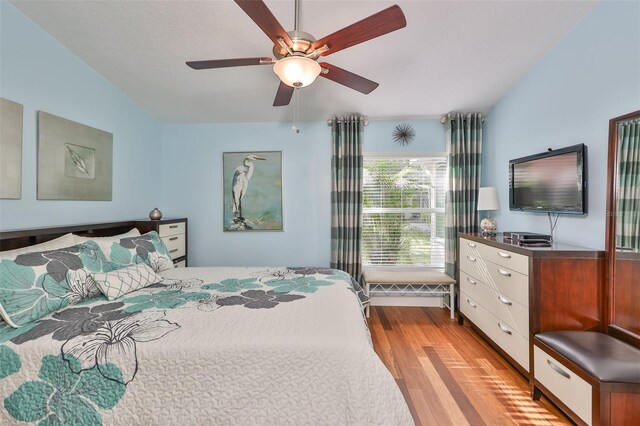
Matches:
[509,144,587,214]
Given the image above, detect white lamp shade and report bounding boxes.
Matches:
[477,187,500,211]
[273,56,321,88]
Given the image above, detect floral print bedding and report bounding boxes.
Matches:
[0,266,412,425]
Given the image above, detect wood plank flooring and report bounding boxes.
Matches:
[369,306,570,426]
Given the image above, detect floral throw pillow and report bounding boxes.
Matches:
[94,231,174,273]
[0,241,114,328]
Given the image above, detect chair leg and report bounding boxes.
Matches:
[450,284,455,320]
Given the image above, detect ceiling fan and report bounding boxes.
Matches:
[186,0,406,107]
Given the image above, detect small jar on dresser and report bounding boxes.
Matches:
[134,218,188,267]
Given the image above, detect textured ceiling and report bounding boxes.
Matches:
[10,0,596,123]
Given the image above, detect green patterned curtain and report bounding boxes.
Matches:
[444,113,483,277]
[331,115,364,280]
[616,119,640,251]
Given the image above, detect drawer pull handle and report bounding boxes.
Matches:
[497,268,511,277]
[498,252,511,259]
[468,242,476,247]
[497,322,512,335]
[169,237,178,241]
[466,277,477,285]
[467,255,477,262]
[466,299,477,308]
[547,359,570,379]
[498,295,512,306]
[169,225,179,229]
[169,249,178,253]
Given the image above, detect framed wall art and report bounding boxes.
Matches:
[0,98,23,199]
[223,151,283,231]
[37,111,113,201]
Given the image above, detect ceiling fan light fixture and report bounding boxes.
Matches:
[273,56,321,88]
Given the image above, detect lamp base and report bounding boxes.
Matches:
[480,217,497,235]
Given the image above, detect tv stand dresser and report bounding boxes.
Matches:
[457,233,604,379]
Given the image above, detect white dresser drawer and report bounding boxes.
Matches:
[460,271,498,315]
[493,290,529,338]
[534,346,592,425]
[162,233,186,259]
[484,260,529,307]
[460,271,484,300]
[476,243,529,276]
[460,238,480,251]
[173,260,186,268]
[460,240,482,277]
[461,271,529,337]
[159,222,186,237]
[485,315,529,372]
[461,291,529,371]
[460,290,482,322]
[460,252,481,278]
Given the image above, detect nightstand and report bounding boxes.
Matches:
[134,218,188,267]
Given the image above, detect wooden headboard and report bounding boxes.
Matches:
[0,221,138,251]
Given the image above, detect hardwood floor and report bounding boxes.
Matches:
[369,306,570,426]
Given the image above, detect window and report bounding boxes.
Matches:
[362,154,447,269]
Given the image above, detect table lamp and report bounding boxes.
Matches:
[477,187,500,235]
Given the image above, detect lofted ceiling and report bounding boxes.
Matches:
[10,0,596,124]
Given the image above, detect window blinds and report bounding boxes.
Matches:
[362,156,447,268]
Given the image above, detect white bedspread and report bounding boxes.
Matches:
[0,266,413,425]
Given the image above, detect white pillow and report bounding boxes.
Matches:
[0,233,77,258]
[72,228,140,244]
[92,263,161,300]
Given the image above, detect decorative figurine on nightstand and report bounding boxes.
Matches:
[477,187,500,235]
[149,207,162,221]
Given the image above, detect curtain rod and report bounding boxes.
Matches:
[326,114,484,126]
[440,113,484,124]
[326,116,369,126]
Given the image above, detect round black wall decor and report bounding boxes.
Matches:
[392,123,416,146]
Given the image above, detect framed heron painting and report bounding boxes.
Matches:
[223,151,283,231]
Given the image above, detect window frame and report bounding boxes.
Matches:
[361,152,448,272]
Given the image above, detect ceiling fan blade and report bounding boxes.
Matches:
[234,0,293,48]
[311,5,406,57]
[318,63,379,94]
[186,57,274,70]
[273,82,294,106]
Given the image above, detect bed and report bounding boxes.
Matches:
[0,222,413,425]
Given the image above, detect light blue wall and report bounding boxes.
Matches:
[483,1,640,249]
[0,0,445,267]
[14,0,632,261]
[161,119,443,267]
[364,119,445,154]
[0,2,162,230]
